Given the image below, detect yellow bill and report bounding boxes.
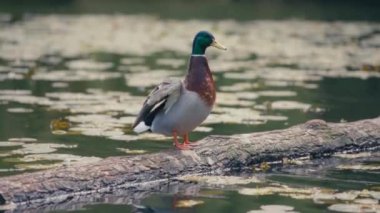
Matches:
[211,40,227,50]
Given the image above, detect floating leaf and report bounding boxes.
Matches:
[328,203,378,213]
[261,205,294,211]
[107,134,139,141]
[239,185,316,198]
[271,101,311,111]
[51,82,69,88]
[3,143,77,157]
[0,90,31,95]
[7,107,34,113]
[335,191,360,201]
[219,82,258,92]
[354,198,378,205]
[66,59,113,70]
[174,199,204,208]
[50,118,71,131]
[247,205,296,213]
[51,130,68,135]
[32,70,121,81]
[257,90,297,97]
[0,141,24,147]
[239,187,277,196]
[280,193,312,200]
[117,148,147,154]
[8,138,37,142]
[259,162,271,172]
[368,191,380,200]
[337,164,380,171]
[313,192,336,204]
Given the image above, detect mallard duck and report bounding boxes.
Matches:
[133,31,227,149]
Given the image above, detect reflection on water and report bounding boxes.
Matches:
[0,15,379,212]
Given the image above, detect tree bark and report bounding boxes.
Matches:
[1,117,380,209]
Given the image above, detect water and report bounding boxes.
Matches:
[0,4,380,213]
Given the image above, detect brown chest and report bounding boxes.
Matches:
[184,56,216,106]
[187,76,215,106]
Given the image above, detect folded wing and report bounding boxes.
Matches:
[133,79,182,133]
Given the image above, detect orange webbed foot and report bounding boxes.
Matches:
[172,131,191,150]
[183,133,198,148]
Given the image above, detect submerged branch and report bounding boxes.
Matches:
[0,117,380,209]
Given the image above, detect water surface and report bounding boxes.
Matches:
[0,15,379,212]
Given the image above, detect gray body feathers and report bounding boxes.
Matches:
[133,79,211,136]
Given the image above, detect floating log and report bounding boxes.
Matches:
[1,117,380,210]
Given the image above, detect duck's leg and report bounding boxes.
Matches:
[183,133,191,144]
[183,133,197,147]
[172,131,189,150]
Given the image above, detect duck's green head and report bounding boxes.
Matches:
[192,31,227,55]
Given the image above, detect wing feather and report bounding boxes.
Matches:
[133,79,182,129]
